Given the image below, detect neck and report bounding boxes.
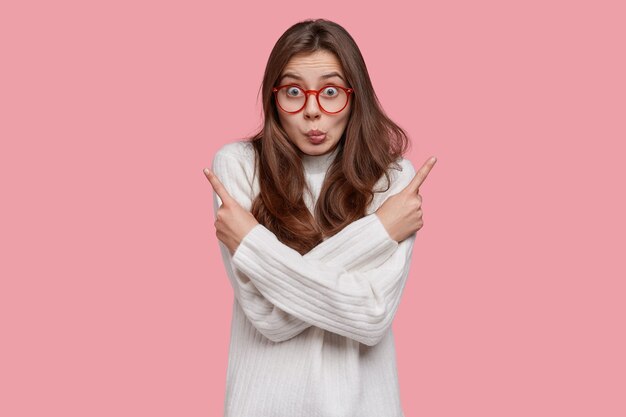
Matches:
[301,145,341,175]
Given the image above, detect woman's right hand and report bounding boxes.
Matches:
[375,156,437,243]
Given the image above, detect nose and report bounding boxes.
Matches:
[303,91,321,120]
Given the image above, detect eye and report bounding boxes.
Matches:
[321,86,339,97]
[286,86,303,97]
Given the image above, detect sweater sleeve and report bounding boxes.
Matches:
[228,158,419,347]
[231,224,416,346]
[211,149,405,343]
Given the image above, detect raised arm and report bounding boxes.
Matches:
[211,149,410,343]
[213,152,419,346]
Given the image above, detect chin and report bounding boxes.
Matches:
[304,140,333,153]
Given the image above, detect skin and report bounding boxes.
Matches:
[203,49,438,254]
[276,49,352,157]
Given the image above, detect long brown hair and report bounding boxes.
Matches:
[243,19,410,255]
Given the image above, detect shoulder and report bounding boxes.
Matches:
[375,157,416,193]
[393,157,416,180]
[213,140,255,165]
[211,140,257,208]
[211,140,257,179]
[368,156,416,213]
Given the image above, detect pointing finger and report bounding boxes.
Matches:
[203,168,234,206]
[405,156,437,194]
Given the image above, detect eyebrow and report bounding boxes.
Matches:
[278,71,345,84]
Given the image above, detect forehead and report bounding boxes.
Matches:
[279,50,345,84]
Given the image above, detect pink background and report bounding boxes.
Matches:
[2,0,625,416]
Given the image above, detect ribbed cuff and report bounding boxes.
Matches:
[232,224,268,266]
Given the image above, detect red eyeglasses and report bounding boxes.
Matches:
[273,84,354,114]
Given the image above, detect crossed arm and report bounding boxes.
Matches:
[211,150,417,346]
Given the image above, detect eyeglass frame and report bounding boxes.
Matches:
[272,84,354,114]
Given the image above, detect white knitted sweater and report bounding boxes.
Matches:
[211,140,417,417]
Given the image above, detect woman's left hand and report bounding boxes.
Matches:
[204,168,259,256]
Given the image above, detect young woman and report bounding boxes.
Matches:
[204,18,436,417]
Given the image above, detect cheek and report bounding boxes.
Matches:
[278,113,293,130]
[334,111,350,129]
[338,103,351,124]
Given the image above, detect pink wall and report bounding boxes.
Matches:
[1,0,624,416]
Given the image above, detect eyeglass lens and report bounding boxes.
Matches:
[276,86,348,113]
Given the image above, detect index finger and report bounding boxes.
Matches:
[405,156,437,194]
[203,168,235,206]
